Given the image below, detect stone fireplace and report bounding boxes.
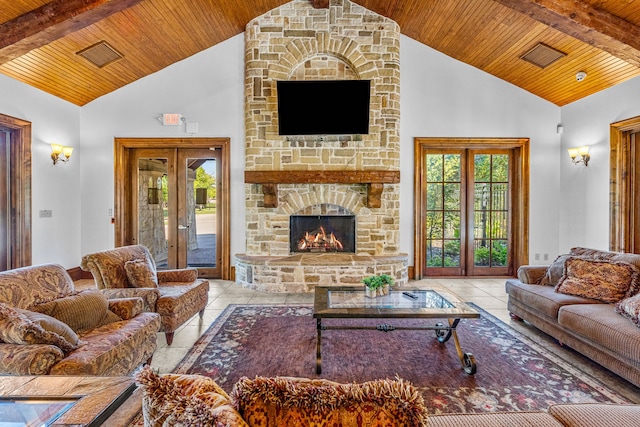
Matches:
[235,0,408,292]
[289,204,356,253]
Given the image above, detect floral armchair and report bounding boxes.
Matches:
[81,245,209,345]
[0,263,160,375]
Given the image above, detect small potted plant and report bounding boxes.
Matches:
[362,274,394,298]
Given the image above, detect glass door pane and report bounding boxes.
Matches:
[425,153,463,273]
[186,159,217,269]
[472,153,509,272]
[136,157,170,268]
[178,149,220,277]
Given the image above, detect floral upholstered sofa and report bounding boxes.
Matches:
[0,263,161,375]
[81,245,209,345]
[136,367,640,427]
[506,247,640,388]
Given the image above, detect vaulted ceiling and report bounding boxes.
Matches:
[1,0,639,106]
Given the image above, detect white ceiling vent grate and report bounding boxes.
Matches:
[76,41,123,68]
[520,43,567,69]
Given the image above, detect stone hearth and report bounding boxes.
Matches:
[235,253,408,293]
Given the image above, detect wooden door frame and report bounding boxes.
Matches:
[610,115,640,253]
[0,114,31,269]
[414,138,529,279]
[114,137,231,279]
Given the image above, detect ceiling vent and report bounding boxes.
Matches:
[520,43,566,69]
[76,41,123,68]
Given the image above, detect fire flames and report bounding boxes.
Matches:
[297,226,344,251]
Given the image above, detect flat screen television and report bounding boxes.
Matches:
[276,80,370,135]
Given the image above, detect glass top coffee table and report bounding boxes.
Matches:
[313,285,480,375]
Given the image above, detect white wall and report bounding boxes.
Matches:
[559,76,640,252]
[79,34,245,258]
[0,74,81,268]
[400,36,562,264]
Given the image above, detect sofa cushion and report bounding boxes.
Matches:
[50,311,160,376]
[230,376,429,427]
[570,246,640,271]
[0,302,80,353]
[124,258,158,288]
[539,254,572,286]
[135,367,248,427]
[569,247,617,259]
[555,257,639,303]
[539,248,625,287]
[506,280,601,320]
[548,403,640,426]
[32,289,122,333]
[0,264,76,309]
[558,304,640,361]
[615,293,640,327]
[428,412,563,427]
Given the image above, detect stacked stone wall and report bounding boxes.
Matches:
[244,0,401,257]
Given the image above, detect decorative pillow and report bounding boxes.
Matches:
[555,257,640,303]
[539,254,573,286]
[31,289,121,333]
[135,367,248,427]
[230,376,429,427]
[0,302,80,353]
[616,293,640,327]
[125,258,158,288]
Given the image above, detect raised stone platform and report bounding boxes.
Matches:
[235,253,409,293]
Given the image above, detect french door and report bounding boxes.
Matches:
[115,138,230,279]
[414,138,529,278]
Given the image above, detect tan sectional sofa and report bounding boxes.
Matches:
[506,247,640,388]
[136,367,640,426]
[0,263,161,375]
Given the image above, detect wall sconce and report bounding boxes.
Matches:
[568,146,590,166]
[51,144,73,165]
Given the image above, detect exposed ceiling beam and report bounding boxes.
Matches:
[491,0,640,68]
[311,0,330,9]
[0,0,143,64]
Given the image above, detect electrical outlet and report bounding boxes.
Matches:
[544,253,549,261]
[39,210,52,218]
[108,208,113,216]
[534,253,540,261]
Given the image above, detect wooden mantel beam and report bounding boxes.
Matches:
[490,0,640,68]
[310,0,330,9]
[245,170,400,209]
[0,0,144,64]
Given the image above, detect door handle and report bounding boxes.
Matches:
[178,225,189,230]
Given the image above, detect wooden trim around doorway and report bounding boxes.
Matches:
[0,114,31,269]
[610,116,640,253]
[114,137,231,279]
[413,138,529,279]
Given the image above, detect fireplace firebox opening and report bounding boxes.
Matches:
[290,215,356,253]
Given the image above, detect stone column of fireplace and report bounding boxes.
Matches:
[237,0,408,291]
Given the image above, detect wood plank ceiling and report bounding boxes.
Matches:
[0,0,639,106]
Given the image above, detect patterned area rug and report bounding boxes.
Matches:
[168,304,629,415]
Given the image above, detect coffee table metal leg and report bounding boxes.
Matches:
[448,318,477,375]
[316,318,322,374]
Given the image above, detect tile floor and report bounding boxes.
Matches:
[148,278,640,402]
